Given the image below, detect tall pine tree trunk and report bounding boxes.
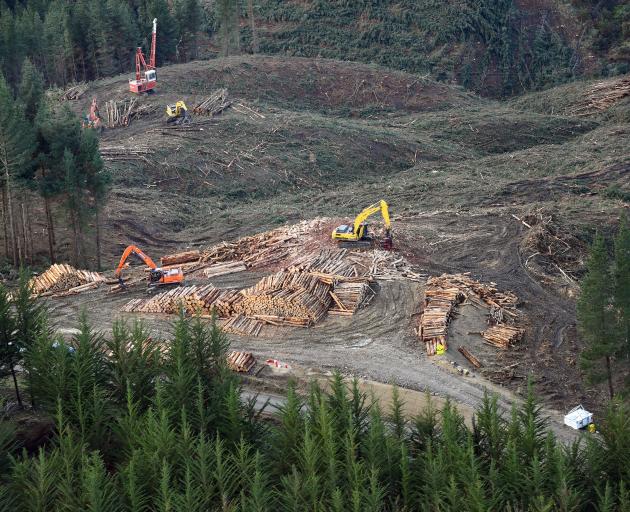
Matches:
[247,0,258,53]
[95,205,102,271]
[605,355,614,398]
[20,200,29,263]
[1,187,9,259]
[44,195,55,263]
[71,211,79,267]
[26,202,34,262]
[232,2,241,54]
[10,365,22,407]
[3,167,18,266]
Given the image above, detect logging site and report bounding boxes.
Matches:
[1,3,630,452]
[16,53,622,424]
[2,2,630,508]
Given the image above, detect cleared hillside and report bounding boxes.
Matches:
[35,56,627,412]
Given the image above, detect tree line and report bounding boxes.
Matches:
[0,276,629,511]
[578,217,630,400]
[0,60,110,270]
[0,0,205,90]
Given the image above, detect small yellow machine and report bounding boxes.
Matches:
[332,200,392,249]
[165,101,192,125]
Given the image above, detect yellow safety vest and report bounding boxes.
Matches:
[436,343,445,355]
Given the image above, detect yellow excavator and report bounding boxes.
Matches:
[166,100,192,125]
[332,200,393,249]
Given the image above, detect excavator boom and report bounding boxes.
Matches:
[115,244,184,289]
[332,200,392,248]
[115,245,157,276]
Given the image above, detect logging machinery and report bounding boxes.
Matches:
[166,101,192,125]
[82,98,103,132]
[332,200,393,249]
[129,18,157,94]
[115,245,183,289]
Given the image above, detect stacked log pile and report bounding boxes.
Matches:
[30,264,104,296]
[99,144,151,162]
[60,84,87,101]
[292,249,361,283]
[329,281,374,315]
[566,76,630,116]
[480,325,524,348]
[193,89,232,116]
[121,285,243,317]
[227,351,256,372]
[419,273,522,356]
[419,280,464,355]
[223,315,264,337]
[234,270,332,326]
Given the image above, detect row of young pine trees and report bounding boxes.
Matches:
[0,274,629,511]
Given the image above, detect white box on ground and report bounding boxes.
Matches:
[564,405,593,430]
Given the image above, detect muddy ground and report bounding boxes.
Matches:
[47,206,589,439]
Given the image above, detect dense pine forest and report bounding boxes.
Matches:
[0,1,628,95]
[0,275,629,511]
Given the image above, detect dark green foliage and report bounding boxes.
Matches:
[578,234,617,397]
[255,0,581,96]
[0,0,205,89]
[577,222,630,399]
[2,313,630,509]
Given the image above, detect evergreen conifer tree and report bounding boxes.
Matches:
[578,234,617,398]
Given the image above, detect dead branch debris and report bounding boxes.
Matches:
[60,84,87,101]
[565,76,630,117]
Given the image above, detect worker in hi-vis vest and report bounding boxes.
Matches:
[588,423,596,434]
[436,343,445,355]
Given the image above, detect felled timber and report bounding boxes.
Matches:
[227,350,256,372]
[480,325,524,349]
[160,250,200,266]
[419,281,464,356]
[192,88,232,116]
[328,280,374,315]
[458,345,483,368]
[234,270,332,326]
[223,315,264,337]
[120,284,243,317]
[30,264,104,296]
[60,84,87,101]
[203,261,247,278]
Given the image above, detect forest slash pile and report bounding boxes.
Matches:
[30,264,105,297]
[565,75,630,116]
[419,273,520,356]
[193,88,232,116]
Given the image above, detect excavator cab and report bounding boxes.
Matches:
[166,101,192,125]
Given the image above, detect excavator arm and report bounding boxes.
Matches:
[115,245,157,277]
[352,200,390,236]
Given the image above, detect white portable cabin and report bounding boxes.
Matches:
[564,405,593,430]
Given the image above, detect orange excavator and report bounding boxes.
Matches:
[115,245,183,289]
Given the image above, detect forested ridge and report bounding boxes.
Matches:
[0,1,628,96]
